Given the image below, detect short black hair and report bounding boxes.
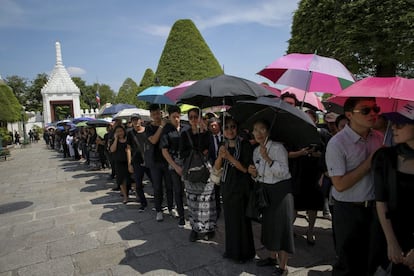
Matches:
[149,104,161,112]
[335,114,348,128]
[253,118,270,130]
[208,116,221,126]
[281,92,299,106]
[167,105,180,115]
[187,107,200,116]
[343,97,376,112]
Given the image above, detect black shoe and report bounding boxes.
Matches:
[111,187,120,191]
[256,257,278,267]
[204,231,215,241]
[178,217,185,228]
[189,230,197,242]
[272,267,287,276]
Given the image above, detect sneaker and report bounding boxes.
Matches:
[178,217,185,228]
[138,206,146,213]
[156,212,163,222]
[169,209,177,218]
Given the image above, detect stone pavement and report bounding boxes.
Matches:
[0,142,335,276]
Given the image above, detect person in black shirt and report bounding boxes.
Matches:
[146,104,173,222]
[127,113,152,212]
[160,106,189,227]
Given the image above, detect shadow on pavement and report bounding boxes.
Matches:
[0,201,33,215]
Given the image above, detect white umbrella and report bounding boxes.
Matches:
[113,108,151,121]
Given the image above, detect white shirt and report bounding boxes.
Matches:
[253,140,291,184]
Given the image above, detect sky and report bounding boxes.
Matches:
[0,0,300,93]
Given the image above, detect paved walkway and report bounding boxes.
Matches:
[0,142,335,275]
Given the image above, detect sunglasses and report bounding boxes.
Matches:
[352,105,381,115]
[224,124,237,130]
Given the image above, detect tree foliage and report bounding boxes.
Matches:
[26,73,48,112]
[72,77,115,110]
[115,78,147,108]
[288,0,414,78]
[0,84,22,123]
[4,75,28,105]
[155,19,223,86]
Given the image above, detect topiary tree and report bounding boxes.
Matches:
[0,84,22,124]
[155,19,223,86]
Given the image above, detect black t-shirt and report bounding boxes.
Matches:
[180,129,210,160]
[113,140,128,163]
[127,128,147,164]
[145,124,166,164]
[160,123,189,162]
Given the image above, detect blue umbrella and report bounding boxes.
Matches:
[101,104,136,116]
[137,86,174,105]
[72,117,95,124]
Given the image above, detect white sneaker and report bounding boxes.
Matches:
[156,212,164,222]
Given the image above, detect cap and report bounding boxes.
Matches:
[130,113,142,120]
[383,102,414,124]
[324,112,339,123]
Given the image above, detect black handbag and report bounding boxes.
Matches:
[256,183,270,209]
[246,182,269,222]
[182,131,210,183]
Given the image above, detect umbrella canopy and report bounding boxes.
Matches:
[260,83,282,97]
[229,97,320,148]
[56,119,72,126]
[177,74,276,108]
[101,104,136,116]
[328,76,414,112]
[113,108,151,121]
[86,119,111,127]
[258,53,355,94]
[281,87,325,111]
[165,81,197,102]
[72,117,95,124]
[137,86,174,105]
[96,127,107,139]
[75,121,88,127]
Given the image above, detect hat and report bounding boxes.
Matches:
[324,112,339,123]
[383,102,414,124]
[130,113,142,120]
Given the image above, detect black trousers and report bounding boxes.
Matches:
[150,162,173,212]
[170,169,185,218]
[332,200,386,276]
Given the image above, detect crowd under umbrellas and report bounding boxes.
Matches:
[42,52,414,275]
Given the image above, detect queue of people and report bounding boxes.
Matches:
[43,97,414,276]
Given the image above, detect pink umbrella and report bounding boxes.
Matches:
[260,83,281,97]
[165,80,197,102]
[328,76,414,112]
[258,53,355,94]
[281,87,325,111]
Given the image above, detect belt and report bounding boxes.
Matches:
[333,198,374,208]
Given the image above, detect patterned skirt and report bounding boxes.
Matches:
[184,180,217,233]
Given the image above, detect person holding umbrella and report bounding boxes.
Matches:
[213,116,256,263]
[247,119,294,276]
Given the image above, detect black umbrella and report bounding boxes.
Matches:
[177,74,275,108]
[86,119,111,127]
[229,97,321,148]
[101,104,136,116]
[322,101,344,115]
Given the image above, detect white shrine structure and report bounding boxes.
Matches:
[41,41,81,123]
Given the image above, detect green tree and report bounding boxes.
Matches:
[26,73,48,112]
[4,75,28,105]
[288,0,414,78]
[0,84,22,124]
[72,77,93,110]
[155,19,223,86]
[139,69,156,89]
[92,83,115,107]
[115,78,146,108]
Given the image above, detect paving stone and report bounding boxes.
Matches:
[17,256,74,276]
[53,210,92,226]
[35,206,72,219]
[0,271,12,276]
[48,233,100,259]
[0,213,34,226]
[72,244,126,274]
[12,217,55,237]
[25,225,75,247]
[0,244,48,272]
[0,235,29,257]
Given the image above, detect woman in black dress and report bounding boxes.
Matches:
[110,125,130,204]
[213,116,255,263]
[373,107,414,275]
